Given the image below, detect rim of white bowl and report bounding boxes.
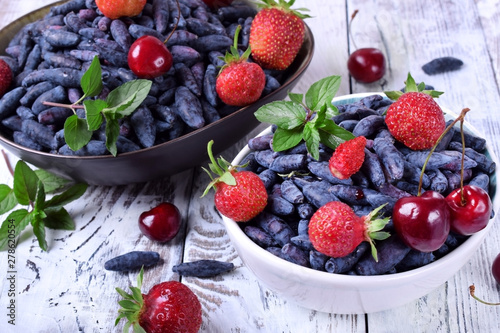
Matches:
[223,92,500,287]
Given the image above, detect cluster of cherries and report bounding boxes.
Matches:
[392,108,493,252]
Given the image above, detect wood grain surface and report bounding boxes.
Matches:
[0,0,499,332]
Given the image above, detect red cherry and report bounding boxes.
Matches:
[138,202,181,242]
[392,190,450,252]
[202,0,233,8]
[128,35,173,79]
[445,185,492,235]
[347,48,386,83]
[493,253,500,285]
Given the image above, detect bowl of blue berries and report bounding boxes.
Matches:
[0,0,314,185]
[219,78,500,314]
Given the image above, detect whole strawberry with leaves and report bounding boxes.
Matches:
[0,58,12,97]
[249,0,310,70]
[216,25,266,106]
[115,267,202,333]
[308,201,390,261]
[202,140,268,222]
[384,73,446,150]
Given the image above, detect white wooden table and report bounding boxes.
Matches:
[1,0,500,332]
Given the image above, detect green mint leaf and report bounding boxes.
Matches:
[288,92,303,104]
[81,56,103,98]
[43,207,75,230]
[31,210,48,251]
[326,104,339,118]
[0,209,30,250]
[103,93,137,119]
[384,90,403,100]
[34,169,71,194]
[272,127,303,152]
[312,104,327,127]
[13,160,39,205]
[34,181,46,212]
[303,122,320,160]
[0,184,18,215]
[105,80,152,117]
[84,99,107,131]
[254,101,306,130]
[104,116,120,156]
[64,114,93,151]
[45,183,87,209]
[318,119,355,150]
[305,75,341,111]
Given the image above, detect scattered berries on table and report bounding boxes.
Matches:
[138,202,182,242]
[115,268,202,333]
[0,59,12,97]
[385,73,446,150]
[422,56,464,75]
[308,201,389,260]
[249,0,310,70]
[216,25,266,106]
[104,251,161,272]
[95,0,147,20]
[328,136,367,180]
[203,140,268,222]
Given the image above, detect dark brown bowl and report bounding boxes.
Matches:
[0,2,314,185]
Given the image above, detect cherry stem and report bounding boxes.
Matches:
[459,118,467,205]
[417,108,470,196]
[163,0,181,44]
[348,9,359,51]
[1,149,14,178]
[469,285,500,306]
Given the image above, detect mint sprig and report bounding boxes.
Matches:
[0,160,87,251]
[43,56,152,156]
[254,75,355,160]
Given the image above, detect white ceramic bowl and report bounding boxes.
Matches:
[221,93,500,314]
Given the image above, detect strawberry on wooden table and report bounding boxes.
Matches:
[115,268,202,333]
[384,73,446,150]
[0,59,12,97]
[202,140,268,222]
[216,25,266,106]
[249,0,310,70]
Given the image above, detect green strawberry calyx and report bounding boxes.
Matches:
[218,25,251,74]
[114,267,147,333]
[256,0,312,20]
[363,204,391,262]
[385,72,444,101]
[202,140,245,197]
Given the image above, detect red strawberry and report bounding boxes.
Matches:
[0,59,13,97]
[96,0,146,20]
[249,0,310,70]
[202,140,268,222]
[384,73,446,150]
[308,201,389,260]
[216,26,265,106]
[115,268,202,333]
[328,136,366,179]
